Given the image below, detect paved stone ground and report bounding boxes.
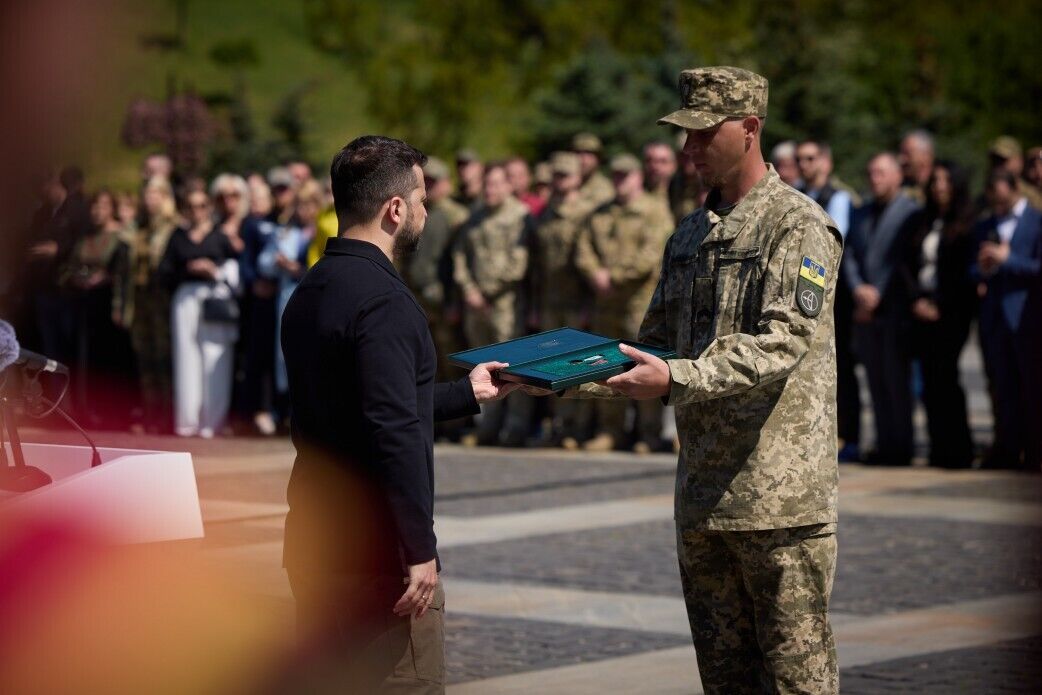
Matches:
[17,338,1042,692]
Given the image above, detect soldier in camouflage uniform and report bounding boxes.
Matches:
[404,157,469,383]
[572,133,615,216]
[575,153,673,453]
[564,67,843,694]
[531,151,594,448]
[453,162,533,446]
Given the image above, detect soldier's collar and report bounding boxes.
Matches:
[703,167,778,243]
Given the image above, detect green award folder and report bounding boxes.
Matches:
[448,327,677,391]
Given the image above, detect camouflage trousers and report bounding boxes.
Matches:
[591,303,662,444]
[541,305,592,441]
[463,293,532,442]
[129,286,172,431]
[676,523,838,695]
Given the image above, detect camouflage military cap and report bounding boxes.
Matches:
[572,132,603,153]
[658,66,768,131]
[989,135,1022,160]
[422,156,450,180]
[609,153,642,173]
[550,151,582,176]
[455,147,480,163]
[533,161,553,185]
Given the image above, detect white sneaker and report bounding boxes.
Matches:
[253,412,277,436]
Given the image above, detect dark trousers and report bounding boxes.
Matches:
[854,310,914,464]
[912,317,974,468]
[286,570,445,694]
[834,283,861,446]
[980,316,1042,470]
[242,295,276,415]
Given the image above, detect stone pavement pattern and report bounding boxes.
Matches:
[171,437,1041,694]
[36,340,1041,693]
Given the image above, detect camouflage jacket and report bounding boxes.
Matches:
[405,197,468,307]
[575,192,674,314]
[452,196,531,300]
[576,171,615,217]
[531,195,589,311]
[575,167,843,531]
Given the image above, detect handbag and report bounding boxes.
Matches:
[202,282,240,324]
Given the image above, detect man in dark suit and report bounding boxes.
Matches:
[843,152,923,465]
[280,135,516,692]
[973,169,1042,471]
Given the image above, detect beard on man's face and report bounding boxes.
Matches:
[392,205,423,260]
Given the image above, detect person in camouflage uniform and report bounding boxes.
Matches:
[575,153,673,453]
[404,157,469,384]
[572,133,615,216]
[563,67,843,694]
[643,141,678,218]
[530,151,594,448]
[453,162,533,446]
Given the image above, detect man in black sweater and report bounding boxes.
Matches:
[280,135,515,692]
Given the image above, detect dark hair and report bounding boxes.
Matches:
[986,168,1017,191]
[799,139,832,158]
[90,188,117,210]
[483,161,509,178]
[330,135,427,229]
[59,165,84,190]
[925,160,972,238]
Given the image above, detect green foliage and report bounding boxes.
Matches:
[86,0,1042,192]
[208,38,260,70]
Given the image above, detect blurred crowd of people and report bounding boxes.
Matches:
[3,130,1040,470]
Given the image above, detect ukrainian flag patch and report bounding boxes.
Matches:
[799,257,827,288]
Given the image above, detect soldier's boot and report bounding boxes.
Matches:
[632,440,653,455]
[583,432,615,452]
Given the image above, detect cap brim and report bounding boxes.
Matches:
[657,109,728,130]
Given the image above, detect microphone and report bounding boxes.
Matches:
[0,319,18,371]
[0,320,69,375]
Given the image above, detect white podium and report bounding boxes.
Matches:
[0,443,204,543]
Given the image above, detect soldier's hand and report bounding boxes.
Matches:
[464,287,488,312]
[603,344,670,400]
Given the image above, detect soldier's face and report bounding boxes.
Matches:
[612,170,642,198]
[682,120,748,188]
[483,167,510,208]
[643,146,677,185]
[577,152,599,177]
[551,171,580,195]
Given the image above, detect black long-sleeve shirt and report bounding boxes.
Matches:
[280,237,478,576]
[158,226,238,292]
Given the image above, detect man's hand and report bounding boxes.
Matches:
[912,298,940,322]
[978,241,1010,275]
[592,268,612,296]
[469,361,519,402]
[464,287,489,313]
[603,344,671,400]
[187,257,219,280]
[394,558,438,619]
[28,240,58,260]
[853,283,880,312]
